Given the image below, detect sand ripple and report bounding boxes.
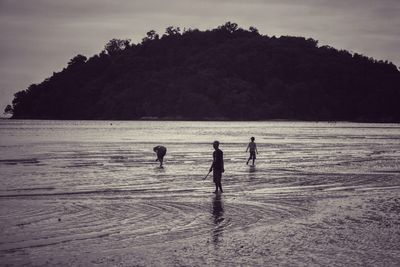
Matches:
[1,121,400,266]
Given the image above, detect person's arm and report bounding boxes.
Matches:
[154,147,158,161]
[246,143,250,152]
[256,143,258,154]
[209,153,215,172]
[222,151,225,173]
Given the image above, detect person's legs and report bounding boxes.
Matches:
[251,152,256,166]
[157,155,163,167]
[218,181,223,193]
[214,172,222,193]
[158,151,166,167]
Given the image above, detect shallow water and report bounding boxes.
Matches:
[0,120,400,266]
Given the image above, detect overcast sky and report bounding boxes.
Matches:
[1,0,399,115]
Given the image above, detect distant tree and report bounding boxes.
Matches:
[4,104,12,115]
[164,26,181,36]
[67,54,87,67]
[218,22,238,33]
[104,38,131,55]
[249,26,259,34]
[142,30,159,43]
[182,27,200,35]
[306,38,318,48]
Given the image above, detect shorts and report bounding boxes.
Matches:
[213,171,222,183]
[249,151,256,159]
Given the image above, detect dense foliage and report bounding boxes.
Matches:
[6,22,400,121]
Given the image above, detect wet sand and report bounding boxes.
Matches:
[0,120,399,266]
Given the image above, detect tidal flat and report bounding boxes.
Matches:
[1,120,399,266]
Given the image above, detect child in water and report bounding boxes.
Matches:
[153,145,167,167]
[209,140,224,193]
[246,137,258,166]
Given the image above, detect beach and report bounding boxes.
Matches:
[1,120,399,266]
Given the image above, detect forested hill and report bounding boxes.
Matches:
[5,22,400,122]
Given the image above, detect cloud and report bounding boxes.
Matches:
[0,0,399,113]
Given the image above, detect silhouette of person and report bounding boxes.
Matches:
[153,145,167,167]
[246,136,258,166]
[209,141,224,193]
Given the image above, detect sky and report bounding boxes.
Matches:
[1,0,399,115]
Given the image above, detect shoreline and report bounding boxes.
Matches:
[2,117,400,124]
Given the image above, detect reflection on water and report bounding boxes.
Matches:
[247,165,257,180]
[248,165,257,175]
[248,166,256,173]
[154,166,166,173]
[0,120,400,266]
[211,194,225,247]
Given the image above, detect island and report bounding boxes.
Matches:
[5,22,400,122]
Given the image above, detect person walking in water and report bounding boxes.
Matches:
[209,140,224,193]
[246,136,258,166]
[153,145,167,167]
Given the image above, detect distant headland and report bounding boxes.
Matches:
[5,22,400,122]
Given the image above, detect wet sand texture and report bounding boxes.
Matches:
[1,120,399,266]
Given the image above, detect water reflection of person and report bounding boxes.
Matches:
[248,164,257,179]
[211,194,224,246]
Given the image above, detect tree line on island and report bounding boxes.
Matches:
[5,22,400,122]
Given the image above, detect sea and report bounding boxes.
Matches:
[0,120,399,266]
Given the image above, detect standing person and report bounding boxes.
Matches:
[209,141,224,193]
[246,136,258,166]
[153,145,167,168]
